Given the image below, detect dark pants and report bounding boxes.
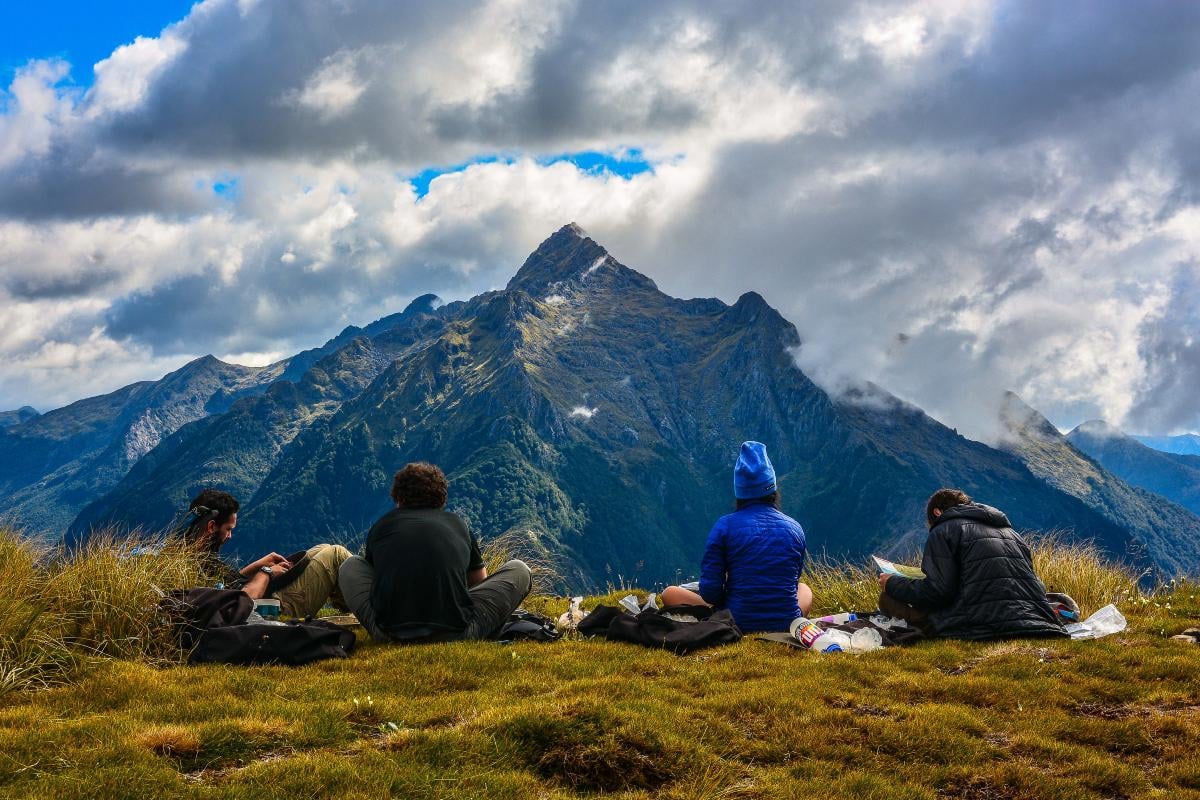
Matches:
[878,592,934,636]
[339,556,533,642]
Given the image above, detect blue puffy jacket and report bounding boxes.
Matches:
[698,503,807,633]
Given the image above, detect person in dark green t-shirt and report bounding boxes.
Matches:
[340,462,532,642]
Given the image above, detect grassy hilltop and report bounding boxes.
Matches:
[1,529,1199,800]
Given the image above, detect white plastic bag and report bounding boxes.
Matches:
[850,626,884,653]
[1065,604,1127,640]
[642,593,659,611]
[557,596,586,630]
[619,594,643,615]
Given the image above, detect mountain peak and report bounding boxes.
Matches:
[999,391,1063,442]
[507,224,656,296]
[1072,419,1125,440]
[403,293,442,315]
[0,405,40,429]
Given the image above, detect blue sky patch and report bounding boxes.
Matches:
[0,1,195,84]
[538,148,653,178]
[212,177,240,200]
[407,149,654,199]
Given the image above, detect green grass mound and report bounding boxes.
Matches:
[1,527,1198,799]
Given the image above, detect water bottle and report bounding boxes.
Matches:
[817,612,857,624]
[789,616,844,652]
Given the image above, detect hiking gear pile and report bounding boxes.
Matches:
[159,588,357,666]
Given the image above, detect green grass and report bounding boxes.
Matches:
[1,529,1198,799]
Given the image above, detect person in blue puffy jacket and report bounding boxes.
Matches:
[662,441,812,632]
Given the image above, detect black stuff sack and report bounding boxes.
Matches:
[581,604,742,655]
[497,609,561,642]
[189,619,357,666]
[160,588,253,650]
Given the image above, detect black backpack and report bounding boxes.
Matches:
[160,588,356,666]
[578,604,742,654]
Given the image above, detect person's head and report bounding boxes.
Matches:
[734,441,777,505]
[926,488,971,528]
[391,462,449,509]
[184,489,240,552]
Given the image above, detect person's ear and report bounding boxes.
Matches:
[206,519,218,536]
[933,508,943,517]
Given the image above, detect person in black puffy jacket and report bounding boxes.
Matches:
[879,489,1066,640]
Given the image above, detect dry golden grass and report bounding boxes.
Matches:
[0,527,207,695]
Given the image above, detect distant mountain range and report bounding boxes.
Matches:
[4,225,1199,584]
[1133,433,1200,457]
[1068,421,1200,518]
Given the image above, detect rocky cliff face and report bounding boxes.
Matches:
[57,225,1200,583]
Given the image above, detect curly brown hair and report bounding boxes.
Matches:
[391,462,449,509]
[926,488,971,528]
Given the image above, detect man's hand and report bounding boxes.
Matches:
[877,573,890,590]
[240,553,292,577]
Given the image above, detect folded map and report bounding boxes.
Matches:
[872,555,926,580]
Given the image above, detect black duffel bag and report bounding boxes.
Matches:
[579,604,742,655]
[189,618,357,666]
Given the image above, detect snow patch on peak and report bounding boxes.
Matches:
[545,294,567,306]
[569,405,598,420]
[584,255,608,277]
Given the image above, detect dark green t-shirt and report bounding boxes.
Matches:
[364,507,485,638]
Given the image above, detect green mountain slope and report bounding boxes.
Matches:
[0,406,39,428]
[67,298,447,545]
[43,225,1200,582]
[997,396,1200,575]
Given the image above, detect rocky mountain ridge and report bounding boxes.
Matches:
[4,225,1197,583]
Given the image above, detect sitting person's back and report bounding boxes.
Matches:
[662,441,812,633]
[339,462,532,642]
[701,501,806,633]
[881,490,1065,640]
[366,506,481,638]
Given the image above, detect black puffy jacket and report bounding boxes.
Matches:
[884,503,1066,640]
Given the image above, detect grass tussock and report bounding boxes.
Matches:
[481,528,563,595]
[1028,532,1145,614]
[0,527,206,696]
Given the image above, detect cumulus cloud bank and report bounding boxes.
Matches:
[1,0,1199,438]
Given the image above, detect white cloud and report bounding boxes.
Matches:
[0,0,1198,443]
[569,406,597,419]
[284,49,368,120]
[0,60,75,168]
[88,33,187,115]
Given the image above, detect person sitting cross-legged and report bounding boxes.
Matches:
[339,462,532,642]
[661,441,813,633]
[877,488,1067,640]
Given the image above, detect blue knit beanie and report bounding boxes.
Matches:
[734,441,777,499]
